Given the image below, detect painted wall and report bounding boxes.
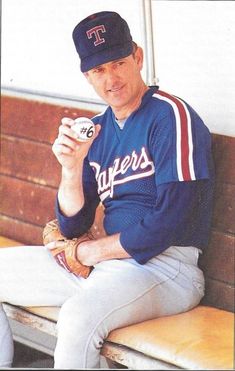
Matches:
[1,0,235,136]
[1,0,145,100]
[152,1,235,136]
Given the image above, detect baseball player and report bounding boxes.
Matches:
[0,11,214,369]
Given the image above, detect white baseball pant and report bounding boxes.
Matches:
[0,244,204,368]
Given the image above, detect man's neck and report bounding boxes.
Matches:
[113,84,149,120]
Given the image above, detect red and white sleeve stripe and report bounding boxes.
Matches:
[153,90,196,181]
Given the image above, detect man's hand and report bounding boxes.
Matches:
[52,117,100,171]
[52,117,100,217]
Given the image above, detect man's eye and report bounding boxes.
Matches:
[93,68,103,74]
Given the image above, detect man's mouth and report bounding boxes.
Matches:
[108,85,125,93]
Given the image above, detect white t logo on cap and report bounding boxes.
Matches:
[86,25,106,46]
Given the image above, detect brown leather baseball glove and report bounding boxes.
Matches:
[43,219,94,278]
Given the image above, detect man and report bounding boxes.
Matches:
[0,11,214,369]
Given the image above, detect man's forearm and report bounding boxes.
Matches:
[95,234,130,262]
[77,233,131,266]
[52,117,99,218]
[58,166,84,217]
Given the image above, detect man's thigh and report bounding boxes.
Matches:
[60,257,182,331]
[70,254,203,329]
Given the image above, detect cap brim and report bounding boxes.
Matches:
[80,41,133,72]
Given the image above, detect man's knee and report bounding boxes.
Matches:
[57,292,93,329]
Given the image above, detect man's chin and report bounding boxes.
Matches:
[106,94,129,109]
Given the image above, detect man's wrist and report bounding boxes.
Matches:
[61,165,82,183]
[57,166,85,217]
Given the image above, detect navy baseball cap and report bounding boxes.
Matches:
[72,11,134,72]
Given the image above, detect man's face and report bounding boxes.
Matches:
[84,47,144,110]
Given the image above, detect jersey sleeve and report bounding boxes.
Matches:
[119,180,214,264]
[55,157,100,238]
[151,91,213,185]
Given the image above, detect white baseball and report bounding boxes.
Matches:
[71,117,95,142]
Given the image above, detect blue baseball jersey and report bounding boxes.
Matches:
[56,86,214,264]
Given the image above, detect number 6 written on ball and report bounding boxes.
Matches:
[71,117,95,142]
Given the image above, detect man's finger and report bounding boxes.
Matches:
[45,241,67,250]
[61,117,75,127]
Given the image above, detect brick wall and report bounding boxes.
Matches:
[0,95,97,245]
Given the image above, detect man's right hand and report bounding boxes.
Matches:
[52,117,100,217]
[52,117,100,171]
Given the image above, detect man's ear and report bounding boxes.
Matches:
[134,46,144,70]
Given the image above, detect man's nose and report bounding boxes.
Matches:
[105,68,119,85]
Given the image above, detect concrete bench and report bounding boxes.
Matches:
[1,94,234,369]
